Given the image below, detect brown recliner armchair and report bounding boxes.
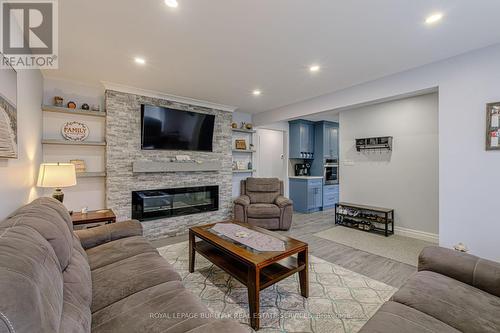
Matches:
[234,177,293,230]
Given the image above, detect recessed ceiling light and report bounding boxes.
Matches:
[252,90,262,96]
[134,57,146,65]
[309,65,320,72]
[425,13,443,25]
[164,0,178,8]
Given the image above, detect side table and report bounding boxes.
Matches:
[71,209,116,229]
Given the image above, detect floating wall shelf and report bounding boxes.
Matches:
[356,136,393,152]
[232,128,256,134]
[76,172,106,178]
[42,139,106,146]
[42,105,106,117]
[232,169,256,173]
[232,149,256,153]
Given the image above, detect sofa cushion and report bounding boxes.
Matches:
[359,301,460,333]
[91,252,182,313]
[247,217,280,230]
[3,197,74,271]
[91,281,214,333]
[391,270,500,333]
[0,225,64,333]
[247,203,281,218]
[245,178,281,204]
[86,236,157,270]
[58,239,93,333]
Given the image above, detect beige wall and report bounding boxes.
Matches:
[339,93,439,237]
[0,70,43,219]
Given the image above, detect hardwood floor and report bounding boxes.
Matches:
[151,209,416,288]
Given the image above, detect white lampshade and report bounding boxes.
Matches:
[37,163,77,188]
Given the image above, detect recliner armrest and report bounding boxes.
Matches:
[234,195,250,206]
[419,246,500,298]
[275,196,293,208]
[74,220,143,250]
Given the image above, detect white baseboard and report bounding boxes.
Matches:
[394,226,439,244]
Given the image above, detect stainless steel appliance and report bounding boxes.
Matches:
[324,158,339,185]
[294,162,311,176]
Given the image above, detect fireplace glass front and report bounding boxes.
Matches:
[132,185,219,221]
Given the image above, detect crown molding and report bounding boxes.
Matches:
[101,81,237,112]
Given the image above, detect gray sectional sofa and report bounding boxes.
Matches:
[0,197,246,333]
[360,246,500,333]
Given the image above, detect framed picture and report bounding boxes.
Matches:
[0,55,17,159]
[486,102,500,151]
[70,159,87,173]
[235,139,247,150]
[236,161,246,170]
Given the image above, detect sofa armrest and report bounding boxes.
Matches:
[74,220,143,250]
[275,196,293,208]
[418,246,500,297]
[234,195,250,206]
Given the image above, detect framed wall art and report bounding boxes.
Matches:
[486,102,500,151]
[235,139,247,150]
[0,55,17,159]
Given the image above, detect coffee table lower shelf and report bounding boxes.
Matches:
[193,241,305,290]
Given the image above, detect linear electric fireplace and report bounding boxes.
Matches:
[132,185,219,221]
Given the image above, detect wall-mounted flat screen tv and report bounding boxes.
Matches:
[141,104,215,151]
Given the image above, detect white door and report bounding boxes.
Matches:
[257,129,285,179]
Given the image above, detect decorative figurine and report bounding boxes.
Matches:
[81,103,90,110]
[54,96,64,107]
[91,104,100,112]
[454,242,469,252]
[67,101,77,109]
[247,161,253,170]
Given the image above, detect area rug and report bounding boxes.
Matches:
[158,242,396,333]
[314,226,435,266]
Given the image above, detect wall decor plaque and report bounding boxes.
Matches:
[486,102,500,150]
[62,121,89,141]
[235,139,247,150]
[69,159,86,173]
[0,57,17,159]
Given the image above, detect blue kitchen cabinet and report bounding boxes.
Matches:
[289,178,323,213]
[323,184,339,209]
[311,121,339,176]
[289,120,315,159]
[325,123,339,158]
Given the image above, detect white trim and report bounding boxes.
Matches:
[394,226,439,244]
[101,81,238,112]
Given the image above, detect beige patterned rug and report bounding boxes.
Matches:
[158,242,396,333]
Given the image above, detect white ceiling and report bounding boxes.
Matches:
[44,0,500,113]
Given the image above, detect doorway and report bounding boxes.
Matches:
[256,128,286,184]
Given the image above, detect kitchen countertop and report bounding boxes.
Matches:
[289,176,324,179]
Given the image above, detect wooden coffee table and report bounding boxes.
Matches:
[189,221,308,330]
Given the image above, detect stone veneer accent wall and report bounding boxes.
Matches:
[105,90,232,239]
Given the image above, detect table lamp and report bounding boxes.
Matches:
[37,163,77,203]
